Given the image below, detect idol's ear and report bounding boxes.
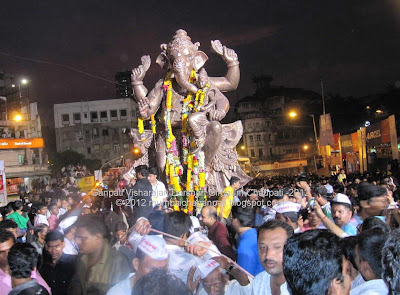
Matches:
[194,51,208,71]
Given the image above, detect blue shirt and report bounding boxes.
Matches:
[237,228,264,277]
[341,218,358,236]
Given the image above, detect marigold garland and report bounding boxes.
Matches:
[160,69,211,214]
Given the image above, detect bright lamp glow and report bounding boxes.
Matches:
[14,115,22,122]
[21,79,28,85]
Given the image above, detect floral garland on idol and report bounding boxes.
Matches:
[162,69,207,215]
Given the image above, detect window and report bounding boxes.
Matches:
[62,114,70,124]
[110,110,118,120]
[250,149,255,157]
[123,143,130,150]
[87,147,91,154]
[76,131,83,141]
[73,113,81,123]
[92,128,99,137]
[102,128,109,136]
[259,149,263,157]
[114,144,120,152]
[257,134,261,142]
[90,112,98,123]
[94,144,100,150]
[104,144,110,150]
[270,147,273,155]
[113,128,119,135]
[268,134,272,141]
[18,154,25,164]
[100,111,108,122]
[120,109,127,118]
[249,135,254,144]
[83,113,88,119]
[85,130,90,137]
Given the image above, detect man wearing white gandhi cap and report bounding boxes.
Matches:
[58,216,79,255]
[187,258,252,295]
[273,201,303,234]
[107,235,169,295]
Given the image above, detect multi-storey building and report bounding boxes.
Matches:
[236,76,321,175]
[0,101,49,203]
[54,98,138,164]
[115,71,133,98]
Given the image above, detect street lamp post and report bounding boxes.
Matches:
[288,111,319,171]
[100,153,130,171]
[12,79,28,99]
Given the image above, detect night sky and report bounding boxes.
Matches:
[1,0,400,125]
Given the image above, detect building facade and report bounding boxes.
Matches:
[54,99,138,164]
[115,71,133,98]
[0,101,49,202]
[236,77,321,175]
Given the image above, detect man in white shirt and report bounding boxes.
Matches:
[273,202,302,234]
[129,211,221,285]
[107,235,169,295]
[351,229,389,295]
[188,258,251,295]
[283,229,352,295]
[148,167,168,208]
[34,203,49,226]
[58,216,79,255]
[251,220,293,295]
[324,180,334,195]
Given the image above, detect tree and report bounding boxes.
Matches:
[48,150,101,175]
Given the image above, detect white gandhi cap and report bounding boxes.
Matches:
[198,259,220,279]
[137,235,169,261]
[332,193,352,205]
[273,201,301,214]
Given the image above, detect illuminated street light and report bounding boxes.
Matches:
[14,114,22,122]
[303,145,309,150]
[240,145,245,150]
[21,79,28,85]
[289,111,297,118]
[376,109,383,114]
[11,84,15,88]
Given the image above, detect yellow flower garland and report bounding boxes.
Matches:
[150,115,156,134]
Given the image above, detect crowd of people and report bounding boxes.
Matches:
[0,165,399,294]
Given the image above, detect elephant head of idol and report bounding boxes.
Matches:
[156,29,208,94]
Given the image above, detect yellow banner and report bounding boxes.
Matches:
[78,176,95,192]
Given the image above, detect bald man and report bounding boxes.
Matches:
[199,206,235,261]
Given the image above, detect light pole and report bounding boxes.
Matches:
[12,78,28,99]
[288,111,319,171]
[99,147,141,171]
[100,153,129,171]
